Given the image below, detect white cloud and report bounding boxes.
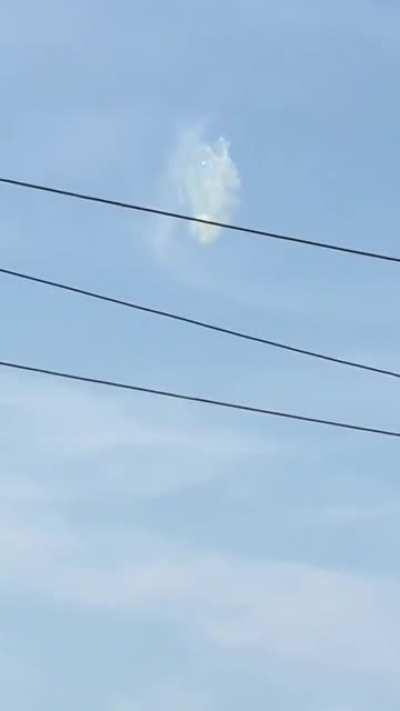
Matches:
[2,374,399,680]
[52,556,400,674]
[1,506,400,677]
[169,127,240,245]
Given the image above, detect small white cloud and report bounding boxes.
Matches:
[170,127,241,245]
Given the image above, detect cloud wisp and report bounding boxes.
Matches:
[170,128,241,245]
[2,505,400,677]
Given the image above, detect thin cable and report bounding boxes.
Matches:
[0,359,399,438]
[1,177,400,263]
[1,265,400,380]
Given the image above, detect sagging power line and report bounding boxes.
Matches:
[1,265,399,380]
[1,176,400,264]
[1,359,399,439]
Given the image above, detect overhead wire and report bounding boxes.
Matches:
[1,176,400,263]
[0,359,399,439]
[1,265,399,380]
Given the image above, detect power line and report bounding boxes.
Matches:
[1,176,399,264]
[2,265,400,381]
[0,359,399,439]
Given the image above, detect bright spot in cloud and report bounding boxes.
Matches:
[171,128,241,245]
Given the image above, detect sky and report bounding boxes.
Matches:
[1,0,400,708]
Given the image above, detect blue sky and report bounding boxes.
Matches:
[1,1,400,708]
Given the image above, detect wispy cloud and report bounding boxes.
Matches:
[111,680,210,711]
[308,503,400,525]
[169,127,240,245]
[2,505,400,677]
[0,374,279,500]
[2,375,399,681]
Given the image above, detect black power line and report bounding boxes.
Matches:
[1,265,399,380]
[1,177,400,264]
[1,359,399,438]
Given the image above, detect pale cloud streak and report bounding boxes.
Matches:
[0,374,279,500]
[1,506,400,677]
[1,376,398,684]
